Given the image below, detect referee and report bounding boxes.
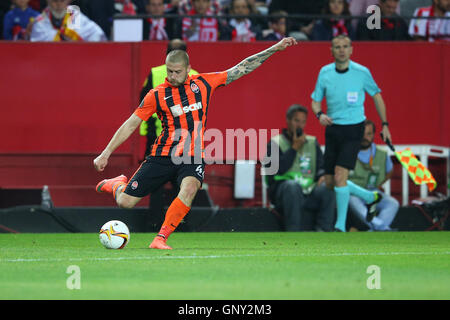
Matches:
[311,34,392,232]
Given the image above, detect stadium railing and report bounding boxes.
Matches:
[381,145,449,205]
[111,13,450,42]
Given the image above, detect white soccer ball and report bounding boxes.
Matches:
[99,220,130,249]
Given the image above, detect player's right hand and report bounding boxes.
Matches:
[93,155,108,172]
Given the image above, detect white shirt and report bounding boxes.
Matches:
[31,7,106,42]
[229,18,256,42]
[408,6,450,41]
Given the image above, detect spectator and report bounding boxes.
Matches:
[227,0,262,41]
[78,0,115,40]
[30,0,107,41]
[223,0,266,32]
[349,0,399,30]
[28,0,46,12]
[348,120,399,231]
[132,0,149,13]
[219,0,231,9]
[0,1,12,40]
[399,0,429,18]
[265,104,335,232]
[114,0,137,15]
[268,0,325,39]
[356,0,410,41]
[311,0,355,41]
[222,0,261,15]
[143,0,175,40]
[263,10,286,40]
[181,0,221,41]
[350,0,400,18]
[408,0,450,42]
[178,0,221,15]
[251,0,271,15]
[163,0,182,13]
[3,0,39,40]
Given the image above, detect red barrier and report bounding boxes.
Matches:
[140,41,450,148]
[1,41,448,156]
[0,42,135,153]
[0,41,448,207]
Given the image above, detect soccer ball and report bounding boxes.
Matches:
[99,220,130,249]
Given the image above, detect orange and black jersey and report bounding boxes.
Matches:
[134,72,228,158]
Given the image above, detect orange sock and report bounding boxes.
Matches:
[157,197,191,240]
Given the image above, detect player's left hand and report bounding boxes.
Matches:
[274,37,298,51]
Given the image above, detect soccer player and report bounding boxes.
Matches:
[310,34,392,232]
[139,39,198,231]
[94,37,298,249]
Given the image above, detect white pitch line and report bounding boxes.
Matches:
[1,251,449,263]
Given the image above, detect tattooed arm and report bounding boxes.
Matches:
[225,37,297,85]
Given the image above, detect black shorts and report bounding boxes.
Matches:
[123,156,205,198]
[324,121,365,174]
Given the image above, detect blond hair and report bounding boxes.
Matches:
[166,50,190,67]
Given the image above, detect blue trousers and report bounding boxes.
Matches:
[348,190,399,230]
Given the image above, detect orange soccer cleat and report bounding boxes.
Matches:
[149,236,173,250]
[96,174,127,194]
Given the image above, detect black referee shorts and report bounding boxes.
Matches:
[324,121,365,175]
[123,156,205,198]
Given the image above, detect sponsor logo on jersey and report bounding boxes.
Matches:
[170,102,203,117]
[195,165,204,178]
[190,82,200,93]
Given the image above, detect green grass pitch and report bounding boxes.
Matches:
[0,232,449,300]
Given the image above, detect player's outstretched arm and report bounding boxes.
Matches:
[93,114,142,172]
[225,37,297,85]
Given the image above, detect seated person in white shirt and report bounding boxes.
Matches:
[31,0,106,42]
[143,0,176,40]
[408,0,450,42]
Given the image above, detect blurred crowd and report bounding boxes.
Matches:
[1,0,449,42]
